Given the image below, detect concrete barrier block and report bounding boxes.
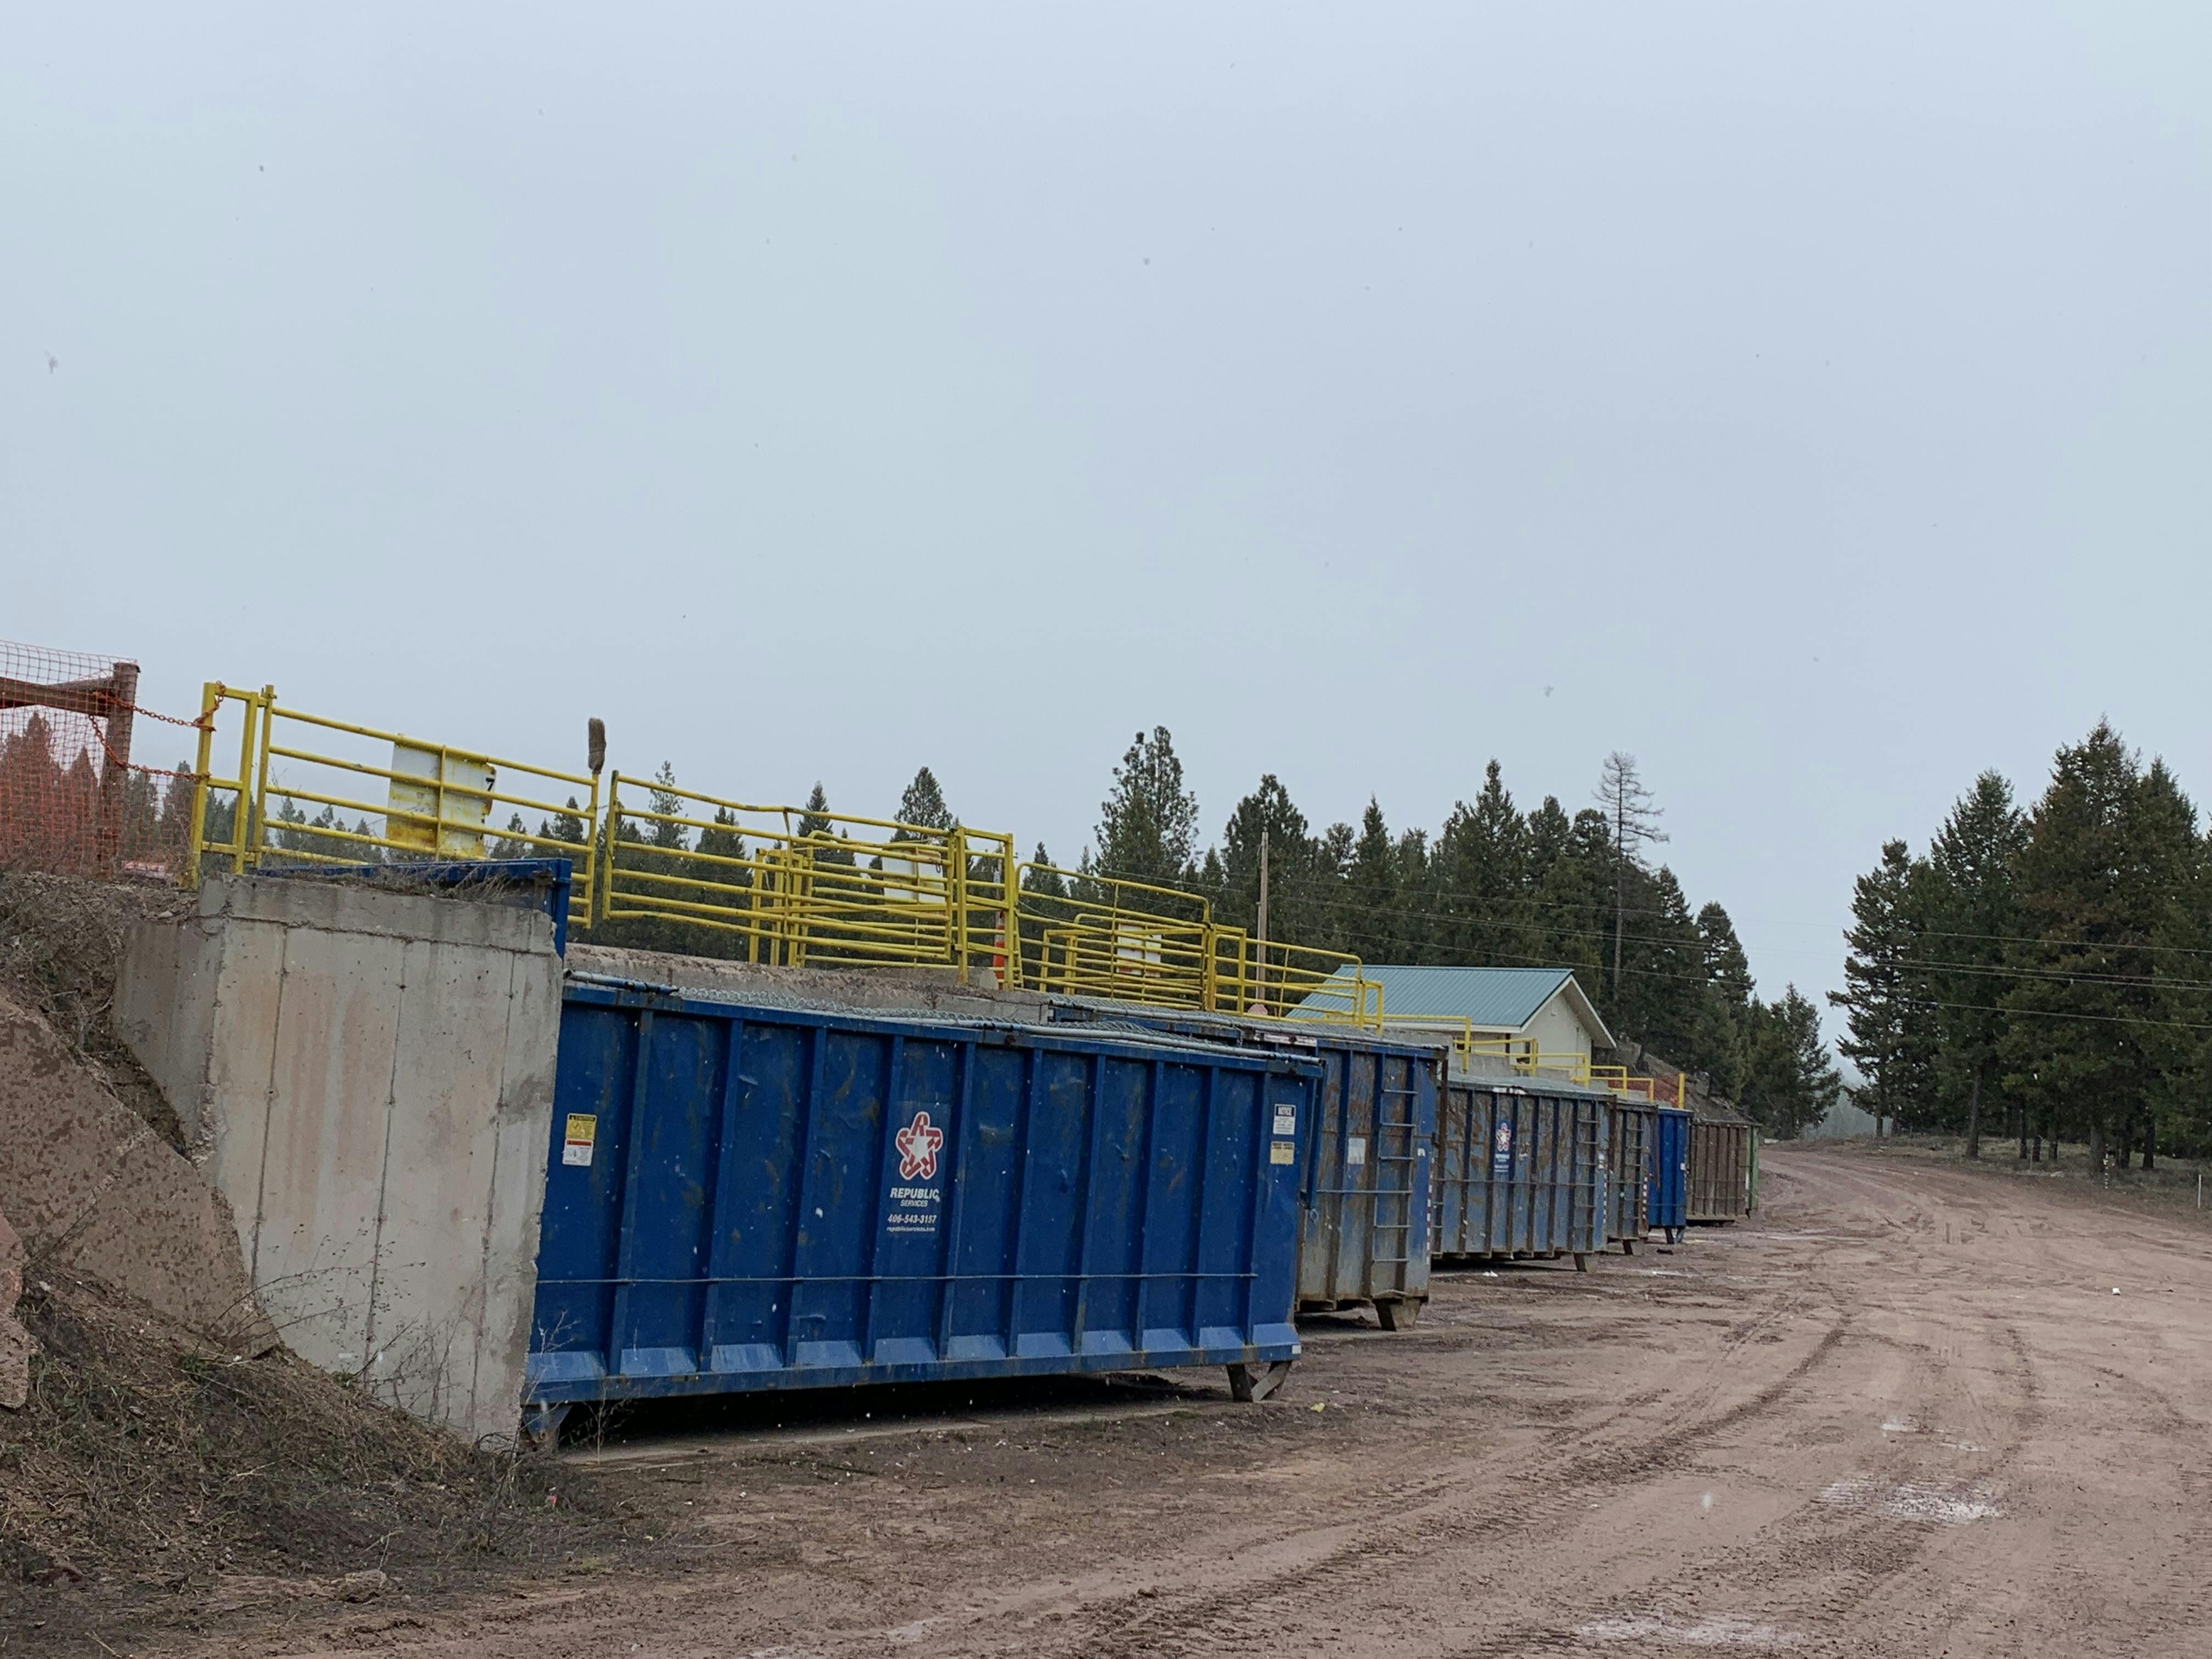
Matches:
[115,874,562,1442]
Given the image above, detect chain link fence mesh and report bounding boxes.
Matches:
[0,637,201,881]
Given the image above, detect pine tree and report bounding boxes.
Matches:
[1612,865,1704,1058]
[1216,775,1315,936]
[1022,844,1068,899]
[1392,827,1435,961]
[1830,839,1932,1135]
[894,766,954,834]
[1692,901,1754,1097]
[1920,771,2027,1155]
[1739,988,1842,1137]
[1093,728,1201,900]
[1998,723,2156,1166]
[1523,797,1573,890]
[540,797,589,854]
[1522,810,1610,990]
[1435,759,1530,963]
[1345,799,1400,960]
[797,782,833,843]
[646,761,687,851]
[2126,758,2204,1167]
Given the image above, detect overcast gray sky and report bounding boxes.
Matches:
[6,4,2208,1026]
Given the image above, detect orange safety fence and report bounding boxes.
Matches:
[0,638,205,882]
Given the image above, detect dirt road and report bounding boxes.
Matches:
[175,1143,2212,1657]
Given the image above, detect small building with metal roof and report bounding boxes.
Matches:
[1296,965,1612,1072]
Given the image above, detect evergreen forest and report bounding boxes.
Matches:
[1833,719,2212,1165]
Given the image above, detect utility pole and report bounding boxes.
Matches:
[1254,827,1271,1015]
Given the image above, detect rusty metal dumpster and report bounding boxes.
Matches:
[524,977,1317,1437]
[1687,1113,1755,1223]
[1433,1077,1609,1268]
[1046,1005,1441,1330]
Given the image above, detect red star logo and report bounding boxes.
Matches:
[896,1110,944,1180]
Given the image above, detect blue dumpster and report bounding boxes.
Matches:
[1433,1077,1609,1266]
[1047,1005,1440,1329]
[524,978,1316,1436]
[1648,1106,1691,1242]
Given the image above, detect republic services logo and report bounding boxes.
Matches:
[896,1110,944,1181]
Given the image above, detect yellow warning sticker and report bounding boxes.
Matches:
[1269,1139,1296,1165]
[562,1113,597,1167]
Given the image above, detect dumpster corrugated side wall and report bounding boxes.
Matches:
[1605,1101,1655,1246]
[1687,1118,1754,1222]
[1292,1035,1436,1324]
[1433,1081,1607,1259]
[526,981,1314,1412]
[1044,1006,1440,1328]
[1648,1108,1691,1236]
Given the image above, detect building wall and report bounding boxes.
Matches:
[1522,994,1596,1070]
[116,874,561,1444]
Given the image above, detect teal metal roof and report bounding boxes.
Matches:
[1295,964,1609,1041]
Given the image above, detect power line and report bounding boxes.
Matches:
[1901,994,2212,1034]
[1894,957,2212,994]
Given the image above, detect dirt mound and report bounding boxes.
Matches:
[0,870,193,1148]
[0,870,640,1649]
[1,1268,611,1647]
[0,985,273,1348]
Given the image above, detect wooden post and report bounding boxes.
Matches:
[94,662,138,875]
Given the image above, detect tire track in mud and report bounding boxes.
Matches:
[1372,1181,2050,1659]
[199,1144,2212,1659]
[953,1295,1860,1659]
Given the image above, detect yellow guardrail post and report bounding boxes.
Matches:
[951,827,971,979]
[245,684,276,874]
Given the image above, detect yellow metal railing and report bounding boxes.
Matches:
[598,775,1016,976]
[1211,930,1380,1024]
[1013,861,1383,1024]
[1588,1065,1688,1108]
[1015,862,1215,1005]
[187,683,600,926]
[1465,1037,1596,1086]
[179,681,1397,1019]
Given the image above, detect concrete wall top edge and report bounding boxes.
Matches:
[202,875,556,958]
[565,943,1048,1022]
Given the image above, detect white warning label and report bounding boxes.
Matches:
[562,1113,596,1167]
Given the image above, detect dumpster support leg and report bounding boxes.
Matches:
[1621,1238,1638,1256]
[1573,1252,1590,1273]
[1227,1361,1293,1403]
[1374,1297,1422,1331]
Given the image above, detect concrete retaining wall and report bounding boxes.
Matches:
[117,875,561,1443]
